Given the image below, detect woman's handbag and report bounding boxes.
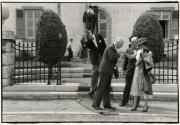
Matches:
[148,73,156,84]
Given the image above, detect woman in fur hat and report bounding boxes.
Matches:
[124,37,155,112]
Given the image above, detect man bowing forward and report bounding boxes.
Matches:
[92,37,124,110]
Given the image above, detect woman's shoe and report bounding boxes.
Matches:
[131,107,137,111]
[131,96,138,111]
[142,105,148,112]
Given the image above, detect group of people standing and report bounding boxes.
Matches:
[83,30,155,112]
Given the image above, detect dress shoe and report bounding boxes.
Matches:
[88,90,94,96]
[92,106,103,110]
[131,107,137,111]
[142,105,148,112]
[119,102,127,106]
[104,106,116,110]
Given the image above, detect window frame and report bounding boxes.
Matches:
[98,10,109,43]
[23,7,43,39]
[151,7,175,39]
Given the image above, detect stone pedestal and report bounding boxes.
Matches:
[2,30,15,87]
[2,4,16,87]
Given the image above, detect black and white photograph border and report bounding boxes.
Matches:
[1,0,179,123]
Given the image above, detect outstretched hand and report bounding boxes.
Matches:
[119,51,126,59]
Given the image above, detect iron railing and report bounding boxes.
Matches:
[13,42,61,85]
[153,39,178,83]
[12,39,178,84]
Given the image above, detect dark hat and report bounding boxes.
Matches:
[133,37,147,45]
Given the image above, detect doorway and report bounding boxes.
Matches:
[159,20,169,38]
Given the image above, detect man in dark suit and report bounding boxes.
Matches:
[120,37,140,106]
[92,37,124,110]
[85,30,106,96]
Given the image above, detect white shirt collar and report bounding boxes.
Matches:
[92,34,98,48]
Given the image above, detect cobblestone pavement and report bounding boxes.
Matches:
[2,98,178,123]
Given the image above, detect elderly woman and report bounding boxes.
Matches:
[124,37,154,112]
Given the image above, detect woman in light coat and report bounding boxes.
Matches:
[124,37,154,112]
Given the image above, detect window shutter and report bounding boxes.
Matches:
[16,9,25,38]
[172,10,178,19]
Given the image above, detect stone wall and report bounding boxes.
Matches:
[2,30,15,87]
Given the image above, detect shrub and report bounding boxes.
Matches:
[36,10,67,66]
[131,13,164,63]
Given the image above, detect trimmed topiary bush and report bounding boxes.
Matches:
[131,13,164,63]
[36,10,67,84]
[36,10,67,65]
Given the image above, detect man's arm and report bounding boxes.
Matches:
[122,56,128,71]
[107,47,119,62]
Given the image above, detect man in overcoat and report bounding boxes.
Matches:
[85,30,106,96]
[92,37,124,110]
[120,37,139,106]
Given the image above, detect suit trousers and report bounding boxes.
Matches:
[122,73,134,103]
[90,54,102,93]
[90,64,99,92]
[92,73,112,108]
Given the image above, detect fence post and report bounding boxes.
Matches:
[57,62,61,85]
[167,43,169,83]
[176,39,178,83]
[31,43,33,83]
[163,43,165,83]
[18,42,20,83]
[40,42,42,82]
[172,41,174,83]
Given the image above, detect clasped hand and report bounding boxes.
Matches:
[117,49,125,58]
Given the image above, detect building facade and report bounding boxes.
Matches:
[3,2,179,56]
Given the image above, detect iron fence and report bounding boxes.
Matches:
[12,39,178,84]
[153,39,178,83]
[13,42,61,85]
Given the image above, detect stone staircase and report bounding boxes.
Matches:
[3,82,178,101]
[13,67,177,83]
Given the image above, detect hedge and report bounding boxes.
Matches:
[36,10,67,65]
[132,13,164,63]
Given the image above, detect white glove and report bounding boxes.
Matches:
[136,49,143,60]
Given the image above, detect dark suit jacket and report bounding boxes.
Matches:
[85,34,106,65]
[122,48,136,76]
[98,44,119,76]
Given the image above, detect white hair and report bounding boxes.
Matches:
[114,37,124,45]
[114,37,124,49]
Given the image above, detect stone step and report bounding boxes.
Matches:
[2,91,177,101]
[13,74,177,84]
[14,73,92,80]
[14,68,92,75]
[13,68,177,82]
[3,83,177,93]
[14,68,177,75]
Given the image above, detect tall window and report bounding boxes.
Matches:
[152,10,171,39]
[98,10,109,43]
[25,10,41,38]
